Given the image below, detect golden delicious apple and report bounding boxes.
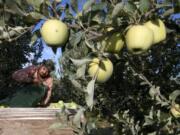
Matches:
[41,19,69,46]
[144,19,166,44]
[125,25,154,54]
[88,58,113,83]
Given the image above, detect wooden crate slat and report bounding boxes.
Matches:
[0,108,65,120]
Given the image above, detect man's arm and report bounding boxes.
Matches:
[43,88,52,105]
[12,65,37,83]
[42,77,53,105]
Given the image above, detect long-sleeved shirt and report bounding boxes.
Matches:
[12,65,37,83]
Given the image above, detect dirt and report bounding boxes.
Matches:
[0,119,73,135]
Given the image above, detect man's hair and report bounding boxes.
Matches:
[41,59,55,72]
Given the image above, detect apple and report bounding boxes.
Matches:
[102,33,124,53]
[65,102,78,109]
[125,25,154,54]
[101,27,124,53]
[40,19,69,47]
[144,19,166,44]
[88,58,113,83]
[170,104,180,118]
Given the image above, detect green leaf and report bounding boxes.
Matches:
[123,1,137,14]
[82,0,94,13]
[149,85,160,99]
[26,12,45,20]
[91,2,106,12]
[85,79,95,110]
[71,79,82,90]
[162,8,174,17]
[26,0,44,11]
[76,64,86,79]
[92,12,105,24]
[174,0,180,13]
[0,19,5,27]
[147,132,157,135]
[6,1,27,16]
[69,31,83,46]
[169,90,180,103]
[30,34,38,46]
[139,0,151,13]
[15,0,22,6]
[73,108,84,128]
[112,2,123,18]
[49,122,67,129]
[70,58,92,67]
[70,0,78,13]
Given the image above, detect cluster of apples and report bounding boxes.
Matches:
[87,19,166,83]
[100,19,166,55]
[48,100,78,109]
[126,19,166,54]
[40,18,166,83]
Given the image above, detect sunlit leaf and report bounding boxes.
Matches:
[149,85,160,99]
[139,0,151,14]
[69,31,83,46]
[71,79,82,90]
[123,1,137,14]
[112,2,123,18]
[76,64,86,79]
[162,8,174,17]
[26,12,46,21]
[30,34,38,46]
[169,90,180,103]
[82,0,94,14]
[73,108,84,128]
[70,58,92,67]
[85,79,95,110]
[91,2,106,12]
[5,1,27,16]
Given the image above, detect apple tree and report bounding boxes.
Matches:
[0,0,180,134]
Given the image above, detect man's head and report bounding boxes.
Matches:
[38,60,55,78]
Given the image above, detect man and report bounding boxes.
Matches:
[12,60,54,105]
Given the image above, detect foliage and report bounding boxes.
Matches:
[0,33,35,99]
[0,0,180,134]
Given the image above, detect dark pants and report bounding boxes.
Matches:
[0,84,46,107]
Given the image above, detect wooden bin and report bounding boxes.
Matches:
[0,108,74,135]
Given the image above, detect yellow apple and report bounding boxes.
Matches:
[0,105,5,108]
[40,19,69,46]
[48,102,64,109]
[125,25,154,54]
[170,104,180,118]
[88,58,113,83]
[144,19,166,44]
[101,27,124,53]
[65,102,78,109]
[102,33,124,53]
[57,100,64,108]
